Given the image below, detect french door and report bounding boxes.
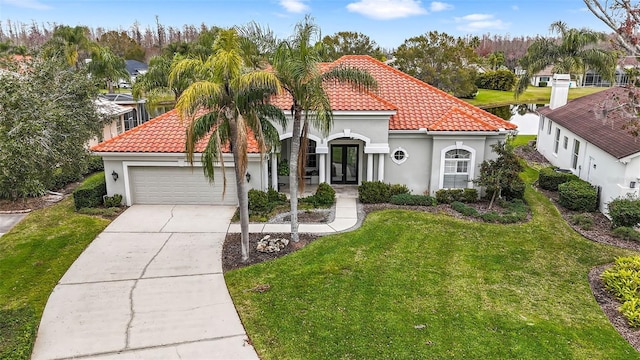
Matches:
[331,145,358,184]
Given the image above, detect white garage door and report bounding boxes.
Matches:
[129,166,238,205]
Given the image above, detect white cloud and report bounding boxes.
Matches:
[346,0,428,20]
[279,0,309,13]
[0,0,51,10]
[511,5,519,11]
[455,14,510,32]
[430,1,453,12]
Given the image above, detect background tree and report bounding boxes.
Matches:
[97,30,145,61]
[272,16,377,242]
[170,29,286,261]
[583,0,640,55]
[515,21,617,96]
[87,45,129,93]
[321,31,386,61]
[0,57,104,199]
[393,31,479,98]
[133,53,191,102]
[42,25,93,69]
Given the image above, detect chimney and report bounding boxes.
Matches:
[549,74,571,110]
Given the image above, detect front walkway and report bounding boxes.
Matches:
[31,205,258,360]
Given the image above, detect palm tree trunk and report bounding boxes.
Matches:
[230,121,250,261]
[289,107,302,242]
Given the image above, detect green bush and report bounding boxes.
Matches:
[462,188,479,203]
[539,81,548,87]
[390,194,436,206]
[87,155,104,173]
[451,201,479,217]
[103,194,123,207]
[608,197,640,228]
[570,213,594,231]
[248,189,270,214]
[73,172,107,210]
[267,187,287,203]
[358,181,391,204]
[389,184,410,197]
[49,167,82,191]
[612,227,640,242]
[502,178,526,200]
[538,167,578,191]
[480,211,501,223]
[602,256,640,327]
[435,189,464,204]
[475,70,516,91]
[558,180,597,212]
[301,182,336,207]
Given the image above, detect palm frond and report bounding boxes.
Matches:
[175,81,224,117]
[323,65,378,92]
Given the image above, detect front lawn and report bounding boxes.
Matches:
[226,183,639,359]
[0,198,110,359]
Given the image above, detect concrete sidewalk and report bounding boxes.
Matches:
[0,213,26,237]
[31,205,258,360]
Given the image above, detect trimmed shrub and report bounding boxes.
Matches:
[358,181,391,204]
[389,184,410,197]
[538,81,548,87]
[558,180,597,212]
[462,188,479,203]
[608,197,640,228]
[87,155,104,173]
[570,213,594,230]
[248,189,270,214]
[538,167,578,191]
[103,194,123,207]
[390,194,436,206]
[612,227,640,242]
[480,211,501,223]
[312,182,336,207]
[475,70,516,91]
[267,187,287,203]
[73,172,107,210]
[49,168,82,191]
[435,189,464,204]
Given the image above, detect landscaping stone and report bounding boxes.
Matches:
[256,234,290,253]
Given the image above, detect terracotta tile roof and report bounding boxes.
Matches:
[538,87,640,159]
[329,55,516,131]
[93,55,514,153]
[91,108,261,153]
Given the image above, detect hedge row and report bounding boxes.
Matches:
[358,181,409,204]
[538,167,579,191]
[72,172,107,210]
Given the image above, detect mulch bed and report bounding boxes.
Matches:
[0,181,81,213]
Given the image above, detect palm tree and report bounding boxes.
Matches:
[43,25,93,69]
[170,28,286,262]
[133,54,191,104]
[87,46,129,93]
[272,16,377,242]
[515,21,617,97]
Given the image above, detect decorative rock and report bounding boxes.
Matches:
[256,235,289,253]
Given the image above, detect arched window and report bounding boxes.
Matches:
[443,149,471,188]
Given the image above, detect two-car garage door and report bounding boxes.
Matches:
[129,166,238,205]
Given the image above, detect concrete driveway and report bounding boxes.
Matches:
[31,205,258,360]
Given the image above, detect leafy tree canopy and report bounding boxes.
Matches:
[393,31,479,98]
[321,31,386,61]
[97,30,145,61]
[0,57,105,199]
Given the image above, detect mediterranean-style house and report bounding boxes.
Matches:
[91,55,517,206]
[536,74,640,214]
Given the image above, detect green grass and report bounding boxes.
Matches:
[226,178,639,359]
[0,197,110,359]
[509,134,537,148]
[465,86,608,108]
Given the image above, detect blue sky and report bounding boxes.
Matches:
[0,0,610,48]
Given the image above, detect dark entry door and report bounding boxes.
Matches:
[331,145,358,184]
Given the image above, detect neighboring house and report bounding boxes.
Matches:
[583,56,640,87]
[91,55,517,206]
[90,96,132,147]
[536,74,640,214]
[100,93,150,130]
[124,59,148,83]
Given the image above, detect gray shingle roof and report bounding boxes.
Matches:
[538,87,640,159]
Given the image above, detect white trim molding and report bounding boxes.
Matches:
[390,147,409,165]
[438,143,477,189]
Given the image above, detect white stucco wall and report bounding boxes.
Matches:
[537,115,635,213]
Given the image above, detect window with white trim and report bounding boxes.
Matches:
[547,120,552,135]
[553,128,560,154]
[563,136,568,149]
[443,149,471,188]
[391,147,408,164]
[572,139,580,169]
